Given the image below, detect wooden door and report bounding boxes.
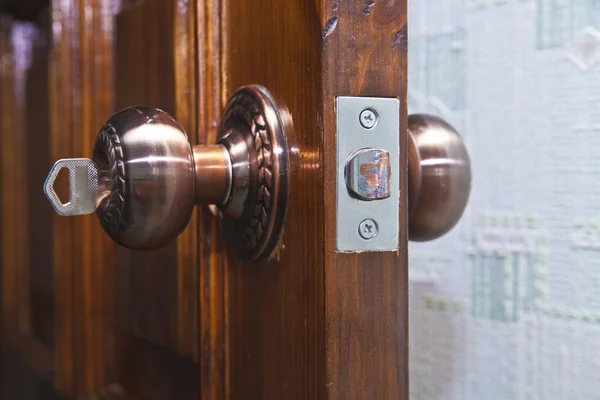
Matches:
[1,0,408,399]
[0,8,77,399]
[1,2,115,398]
[222,2,408,398]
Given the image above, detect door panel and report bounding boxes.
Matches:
[26,27,53,350]
[196,1,227,398]
[224,1,408,398]
[0,11,64,395]
[223,2,326,398]
[1,1,409,399]
[110,0,201,397]
[1,2,117,396]
[50,0,116,393]
[115,0,198,354]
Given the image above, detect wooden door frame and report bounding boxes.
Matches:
[216,1,409,398]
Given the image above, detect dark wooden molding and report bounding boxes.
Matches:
[197,0,228,397]
[0,0,49,21]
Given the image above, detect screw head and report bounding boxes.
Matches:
[359,109,378,129]
[358,218,378,240]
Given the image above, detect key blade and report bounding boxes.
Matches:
[44,158,99,216]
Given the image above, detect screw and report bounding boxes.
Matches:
[358,218,378,240]
[359,109,378,129]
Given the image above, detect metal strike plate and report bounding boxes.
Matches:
[336,97,400,251]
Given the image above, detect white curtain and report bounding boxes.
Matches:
[409,1,600,399]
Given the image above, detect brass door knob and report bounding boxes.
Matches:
[408,114,471,241]
[44,85,291,261]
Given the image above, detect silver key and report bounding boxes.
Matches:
[43,158,100,216]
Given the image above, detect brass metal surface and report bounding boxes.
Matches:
[218,85,290,261]
[192,144,232,205]
[93,107,196,250]
[408,114,471,241]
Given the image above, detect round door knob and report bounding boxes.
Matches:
[44,85,291,261]
[92,107,198,250]
[408,114,471,241]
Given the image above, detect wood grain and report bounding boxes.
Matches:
[0,8,71,398]
[2,1,409,398]
[0,15,30,343]
[110,0,201,398]
[197,0,228,398]
[50,0,77,393]
[0,14,18,347]
[24,14,53,349]
[114,0,190,352]
[0,5,57,375]
[2,0,206,397]
[223,1,326,398]
[223,0,408,398]
[175,0,200,360]
[71,0,116,393]
[322,1,408,397]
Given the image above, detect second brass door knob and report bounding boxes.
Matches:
[407,114,471,241]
